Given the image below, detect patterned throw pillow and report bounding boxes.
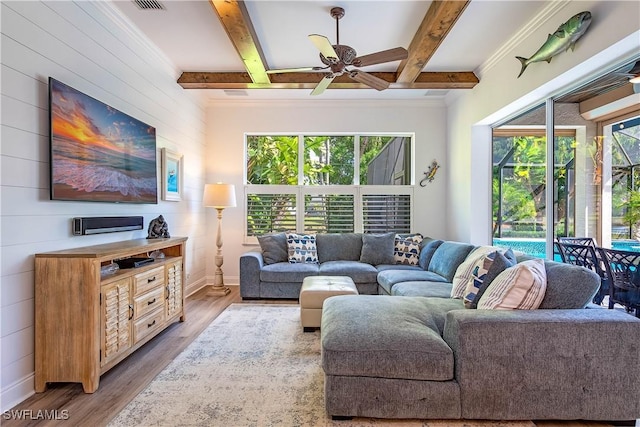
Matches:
[477,258,547,310]
[463,251,499,308]
[394,234,423,265]
[450,246,500,298]
[286,233,318,264]
[463,249,516,308]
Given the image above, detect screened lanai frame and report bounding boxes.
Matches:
[607,115,640,239]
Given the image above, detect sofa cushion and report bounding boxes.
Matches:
[377,270,448,294]
[390,281,454,299]
[451,245,502,298]
[418,239,444,270]
[539,260,600,309]
[376,264,422,273]
[257,232,288,265]
[428,241,475,282]
[286,233,318,264]
[322,295,454,381]
[317,233,363,263]
[463,249,517,308]
[260,261,319,282]
[477,258,547,309]
[393,234,423,265]
[319,261,378,284]
[359,232,395,265]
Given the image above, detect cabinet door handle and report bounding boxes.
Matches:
[147,320,156,328]
[147,276,156,283]
[147,298,156,305]
[166,285,170,299]
[128,304,134,320]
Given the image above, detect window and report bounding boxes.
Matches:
[245,134,413,240]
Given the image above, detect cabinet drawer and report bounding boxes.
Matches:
[133,287,164,319]
[134,307,164,343]
[133,266,165,295]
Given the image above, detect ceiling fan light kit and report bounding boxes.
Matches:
[268,6,408,96]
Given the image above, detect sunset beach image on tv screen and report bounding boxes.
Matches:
[49,78,157,203]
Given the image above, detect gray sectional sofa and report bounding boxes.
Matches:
[240,232,640,421]
[240,232,422,299]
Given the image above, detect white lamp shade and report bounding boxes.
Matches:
[203,183,237,208]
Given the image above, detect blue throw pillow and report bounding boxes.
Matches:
[418,239,444,270]
[257,232,288,264]
[360,233,395,265]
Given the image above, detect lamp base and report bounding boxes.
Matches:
[208,285,231,296]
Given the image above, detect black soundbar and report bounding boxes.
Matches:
[72,216,144,236]
[115,257,154,269]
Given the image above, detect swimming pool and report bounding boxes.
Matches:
[492,238,640,259]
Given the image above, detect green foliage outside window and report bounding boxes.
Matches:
[246,136,298,185]
[493,135,575,238]
[303,136,354,185]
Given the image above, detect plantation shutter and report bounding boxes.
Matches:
[362,194,411,233]
[246,193,296,236]
[304,194,355,233]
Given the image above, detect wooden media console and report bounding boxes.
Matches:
[34,237,187,393]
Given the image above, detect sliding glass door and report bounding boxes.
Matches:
[492,58,640,258]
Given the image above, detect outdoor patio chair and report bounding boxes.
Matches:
[557,237,598,248]
[597,247,640,318]
[557,242,608,305]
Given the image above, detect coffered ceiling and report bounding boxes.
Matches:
[112,0,550,100]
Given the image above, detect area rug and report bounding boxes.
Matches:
[108,304,531,427]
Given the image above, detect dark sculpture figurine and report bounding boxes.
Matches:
[147,215,170,238]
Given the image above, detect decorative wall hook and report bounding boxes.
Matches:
[420,160,440,187]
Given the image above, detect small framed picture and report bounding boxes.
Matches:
[161,148,183,201]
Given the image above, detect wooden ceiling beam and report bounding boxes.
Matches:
[209,0,270,84]
[396,0,470,84]
[177,71,479,89]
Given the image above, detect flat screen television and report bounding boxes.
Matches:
[49,77,158,204]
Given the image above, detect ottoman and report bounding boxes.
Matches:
[299,275,358,331]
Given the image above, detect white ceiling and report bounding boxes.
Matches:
[111,0,549,101]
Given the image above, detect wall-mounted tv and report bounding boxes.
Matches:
[49,77,158,204]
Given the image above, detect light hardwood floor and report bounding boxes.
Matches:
[3,287,631,427]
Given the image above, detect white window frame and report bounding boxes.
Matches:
[244,132,415,244]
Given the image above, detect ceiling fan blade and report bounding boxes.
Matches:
[308,34,339,63]
[311,74,335,96]
[349,70,390,91]
[267,66,327,74]
[353,47,408,67]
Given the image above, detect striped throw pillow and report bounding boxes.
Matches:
[477,258,547,310]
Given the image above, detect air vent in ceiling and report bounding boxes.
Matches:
[224,89,249,97]
[133,0,165,10]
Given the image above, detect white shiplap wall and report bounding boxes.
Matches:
[0,1,208,410]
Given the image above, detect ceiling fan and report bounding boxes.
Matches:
[267,7,409,96]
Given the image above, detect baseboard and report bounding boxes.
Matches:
[185,276,207,297]
[1,373,35,413]
[202,275,239,286]
[185,277,238,297]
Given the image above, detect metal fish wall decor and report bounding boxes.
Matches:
[516,11,592,78]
